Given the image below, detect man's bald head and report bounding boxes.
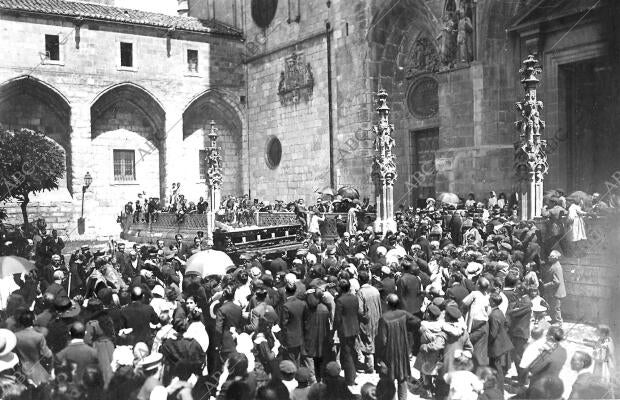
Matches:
[70,321,86,339]
[43,292,55,306]
[131,286,144,301]
[386,293,399,309]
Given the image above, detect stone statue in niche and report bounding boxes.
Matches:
[456,8,473,64]
[404,37,440,77]
[437,15,457,68]
[277,52,314,106]
[439,0,475,68]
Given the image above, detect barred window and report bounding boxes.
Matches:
[120,42,133,67]
[113,149,136,181]
[187,49,198,72]
[45,34,60,61]
[199,149,207,179]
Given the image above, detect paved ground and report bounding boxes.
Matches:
[347,321,603,399]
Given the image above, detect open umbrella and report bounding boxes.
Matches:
[437,192,460,206]
[318,187,335,196]
[337,186,360,200]
[568,191,592,203]
[185,250,235,277]
[0,256,35,278]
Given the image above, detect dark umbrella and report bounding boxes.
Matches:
[337,186,360,200]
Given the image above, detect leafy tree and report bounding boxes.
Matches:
[0,128,65,224]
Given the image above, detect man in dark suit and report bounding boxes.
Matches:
[267,251,288,276]
[56,322,98,384]
[396,260,423,318]
[488,293,514,388]
[377,294,420,400]
[449,210,464,246]
[281,283,308,367]
[48,229,65,255]
[335,232,352,257]
[505,275,531,383]
[15,310,53,386]
[175,234,191,260]
[214,286,243,362]
[115,242,130,271]
[526,326,567,392]
[542,250,566,324]
[119,286,159,347]
[334,279,360,386]
[120,250,142,284]
[446,271,469,310]
[378,266,397,310]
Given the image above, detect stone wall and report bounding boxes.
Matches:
[0,12,245,239]
[239,0,529,206]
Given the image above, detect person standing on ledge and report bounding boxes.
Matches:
[542,250,566,325]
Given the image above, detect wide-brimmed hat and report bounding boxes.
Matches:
[55,297,81,318]
[0,329,17,357]
[138,352,163,372]
[465,262,483,278]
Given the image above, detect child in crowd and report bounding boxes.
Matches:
[589,324,616,386]
[291,367,312,400]
[443,350,483,400]
[476,366,503,400]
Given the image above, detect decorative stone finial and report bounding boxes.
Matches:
[514,55,547,219]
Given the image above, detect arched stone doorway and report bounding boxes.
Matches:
[90,83,166,209]
[0,76,73,195]
[182,90,243,202]
[367,0,442,208]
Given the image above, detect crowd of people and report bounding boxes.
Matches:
[0,187,617,400]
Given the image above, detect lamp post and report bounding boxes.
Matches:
[77,172,92,235]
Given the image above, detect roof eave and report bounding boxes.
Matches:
[0,7,243,39]
[508,1,602,33]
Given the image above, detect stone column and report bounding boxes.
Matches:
[514,55,548,220]
[205,120,223,246]
[372,90,398,233]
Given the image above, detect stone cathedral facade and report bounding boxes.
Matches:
[1,0,618,237]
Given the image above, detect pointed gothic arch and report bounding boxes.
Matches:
[0,75,73,194]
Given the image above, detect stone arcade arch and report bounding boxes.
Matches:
[90,83,166,206]
[0,75,73,195]
[367,0,441,207]
[182,89,243,200]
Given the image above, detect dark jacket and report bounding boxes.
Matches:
[446,283,469,309]
[396,272,423,315]
[282,296,308,348]
[527,342,567,389]
[506,293,531,340]
[267,258,288,276]
[334,292,360,339]
[215,301,243,354]
[119,301,159,346]
[56,340,99,383]
[488,308,514,358]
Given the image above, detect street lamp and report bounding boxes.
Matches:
[78,172,92,235]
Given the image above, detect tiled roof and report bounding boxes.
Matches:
[0,0,242,36]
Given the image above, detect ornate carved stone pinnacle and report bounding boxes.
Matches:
[514,55,547,219]
[206,120,223,190]
[372,89,397,233]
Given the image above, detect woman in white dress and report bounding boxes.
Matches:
[566,197,587,242]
